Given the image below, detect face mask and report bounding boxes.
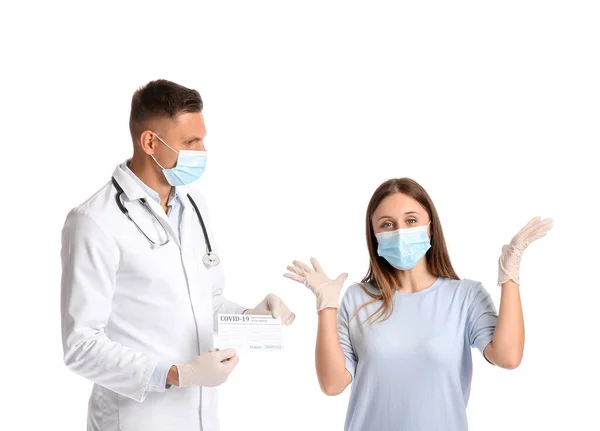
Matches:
[151,133,207,186]
[375,223,431,270]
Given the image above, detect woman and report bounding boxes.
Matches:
[284,178,552,431]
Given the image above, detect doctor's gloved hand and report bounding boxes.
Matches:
[498,216,553,286]
[244,293,296,325]
[176,349,239,388]
[284,258,348,312]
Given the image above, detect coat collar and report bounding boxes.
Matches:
[111,161,191,207]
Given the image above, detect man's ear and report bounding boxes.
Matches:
[138,130,156,155]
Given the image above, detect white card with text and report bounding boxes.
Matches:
[214,314,284,351]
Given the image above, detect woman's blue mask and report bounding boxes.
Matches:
[375,224,431,270]
[151,133,207,186]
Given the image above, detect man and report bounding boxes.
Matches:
[60,79,295,431]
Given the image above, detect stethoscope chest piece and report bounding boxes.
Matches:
[112,176,221,267]
[203,252,220,268]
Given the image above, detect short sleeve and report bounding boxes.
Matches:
[467,282,498,356]
[337,292,358,379]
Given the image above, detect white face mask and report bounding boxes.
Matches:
[151,133,207,186]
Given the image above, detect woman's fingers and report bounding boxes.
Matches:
[310,257,324,273]
[283,272,304,283]
[293,260,313,274]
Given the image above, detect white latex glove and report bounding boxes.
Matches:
[244,293,296,325]
[498,216,553,286]
[284,258,348,312]
[176,349,239,388]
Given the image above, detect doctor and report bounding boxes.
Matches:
[60,79,296,431]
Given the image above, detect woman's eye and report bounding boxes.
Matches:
[407,219,417,224]
[382,221,393,228]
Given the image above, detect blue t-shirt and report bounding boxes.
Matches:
[338,277,498,431]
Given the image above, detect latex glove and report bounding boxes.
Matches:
[284,258,348,312]
[177,349,239,388]
[244,293,296,325]
[498,216,553,285]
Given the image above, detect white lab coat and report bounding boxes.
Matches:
[60,163,245,431]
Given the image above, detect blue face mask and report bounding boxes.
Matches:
[375,224,431,270]
[151,133,207,186]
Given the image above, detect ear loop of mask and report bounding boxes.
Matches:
[150,133,179,170]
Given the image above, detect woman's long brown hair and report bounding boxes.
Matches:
[358,178,459,323]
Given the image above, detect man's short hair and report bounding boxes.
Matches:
[129,79,203,141]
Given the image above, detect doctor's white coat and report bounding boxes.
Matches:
[60,164,245,431]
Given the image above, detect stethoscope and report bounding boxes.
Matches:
[111,177,220,267]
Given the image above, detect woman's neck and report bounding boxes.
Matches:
[394,262,438,293]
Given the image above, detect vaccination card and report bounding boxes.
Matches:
[214,314,284,351]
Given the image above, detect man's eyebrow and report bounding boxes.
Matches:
[183,136,204,142]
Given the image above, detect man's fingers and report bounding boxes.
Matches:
[216,348,237,361]
[284,311,296,325]
[270,301,284,319]
[222,354,239,371]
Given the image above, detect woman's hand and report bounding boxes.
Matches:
[284,258,352,395]
[284,258,348,312]
[497,216,553,286]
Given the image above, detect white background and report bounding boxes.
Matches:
[1,1,599,430]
